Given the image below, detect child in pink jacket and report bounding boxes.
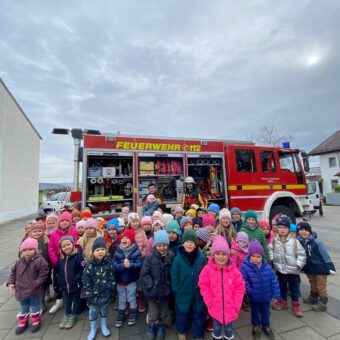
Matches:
[199,236,245,340]
[230,231,249,269]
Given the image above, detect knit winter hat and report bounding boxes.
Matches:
[290,223,297,232]
[147,194,156,202]
[174,206,184,214]
[154,230,170,246]
[80,210,92,218]
[236,231,249,244]
[92,237,107,252]
[192,217,202,227]
[76,220,86,230]
[208,203,220,214]
[219,208,231,220]
[276,217,290,228]
[189,204,199,210]
[248,240,264,257]
[152,211,163,220]
[29,221,46,232]
[202,214,216,227]
[180,217,192,228]
[152,220,165,230]
[71,209,81,218]
[196,228,210,243]
[162,213,174,225]
[121,229,135,244]
[128,212,140,224]
[117,217,125,227]
[59,235,75,247]
[244,210,257,221]
[20,238,38,252]
[182,230,198,245]
[121,206,130,214]
[141,216,152,226]
[46,212,58,223]
[166,220,180,234]
[297,221,312,233]
[58,211,72,226]
[230,207,242,217]
[212,235,230,256]
[107,218,119,231]
[84,218,98,230]
[258,221,271,229]
[186,208,197,218]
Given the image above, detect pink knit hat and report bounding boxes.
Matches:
[211,236,230,256]
[46,212,58,222]
[152,211,163,220]
[259,221,271,229]
[76,220,86,229]
[58,211,72,226]
[147,194,156,202]
[141,216,152,226]
[20,238,38,252]
[84,218,98,230]
[202,214,216,227]
[121,206,130,214]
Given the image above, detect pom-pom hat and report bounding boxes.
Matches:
[20,238,38,252]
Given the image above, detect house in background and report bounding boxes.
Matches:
[306,166,323,191]
[0,79,41,223]
[39,183,70,205]
[309,130,340,202]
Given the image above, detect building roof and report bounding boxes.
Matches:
[0,78,42,140]
[39,183,69,191]
[309,130,340,156]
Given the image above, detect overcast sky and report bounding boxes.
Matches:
[1,0,340,183]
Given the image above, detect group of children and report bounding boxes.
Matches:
[8,203,335,340]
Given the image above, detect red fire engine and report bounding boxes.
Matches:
[80,134,312,223]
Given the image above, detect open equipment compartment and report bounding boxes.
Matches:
[85,151,133,216]
[137,152,184,206]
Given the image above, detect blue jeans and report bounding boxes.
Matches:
[88,303,109,321]
[175,306,206,339]
[276,272,300,301]
[117,282,137,310]
[249,301,271,328]
[213,318,233,338]
[63,289,81,315]
[20,295,41,314]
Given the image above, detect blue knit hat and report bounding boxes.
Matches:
[230,207,242,217]
[166,220,180,234]
[192,217,202,227]
[154,230,170,246]
[107,218,119,231]
[92,237,107,252]
[277,217,290,228]
[244,210,257,221]
[180,217,192,229]
[208,203,220,214]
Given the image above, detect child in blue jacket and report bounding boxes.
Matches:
[297,222,335,312]
[241,240,281,340]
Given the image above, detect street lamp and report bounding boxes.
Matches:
[52,128,101,191]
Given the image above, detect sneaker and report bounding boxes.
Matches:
[49,299,63,314]
[59,315,69,329]
[272,299,287,310]
[312,297,328,312]
[64,314,76,330]
[292,301,303,317]
[252,325,261,339]
[128,308,137,326]
[115,310,125,328]
[263,327,275,339]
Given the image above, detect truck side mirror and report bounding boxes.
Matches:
[303,157,310,173]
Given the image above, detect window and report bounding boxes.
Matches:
[308,182,317,195]
[331,179,339,190]
[260,150,276,172]
[235,149,257,173]
[329,157,337,168]
[279,152,295,172]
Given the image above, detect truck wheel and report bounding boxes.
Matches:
[270,205,296,224]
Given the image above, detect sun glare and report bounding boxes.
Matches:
[307,55,319,66]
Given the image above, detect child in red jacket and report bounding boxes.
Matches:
[199,236,245,340]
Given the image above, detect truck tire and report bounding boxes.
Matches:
[270,205,296,224]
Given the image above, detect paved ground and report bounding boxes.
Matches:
[0,206,339,340]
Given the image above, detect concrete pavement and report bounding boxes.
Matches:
[0,206,339,339]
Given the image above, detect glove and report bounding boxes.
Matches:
[329,270,336,276]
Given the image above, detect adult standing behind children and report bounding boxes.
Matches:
[141,183,164,206]
[181,176,207,210]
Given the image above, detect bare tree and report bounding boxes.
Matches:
[248,124,296,147]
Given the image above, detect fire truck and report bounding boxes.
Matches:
[79,133,312,223]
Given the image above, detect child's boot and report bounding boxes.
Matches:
[303,291,318,304]
[87,319,98,340]
[146,323,157,340]
[252,325,261,339]
[272,299,287,310]
[128,308,137,325]
[100,317,111,337]
[263,327,275,340]
[292,301,303,317]
[15,313,29,335]
[59,314,69,329]
[155,323,165,340]
[137,292,146,312]
[30,311,41,333]
[312,297,328,312]
[205,316,213,331]
[49,298,63,314]
[65,314,76,330]
[178,333,187,340]
[114,309,125,328]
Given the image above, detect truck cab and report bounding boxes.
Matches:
[307,181,321,211]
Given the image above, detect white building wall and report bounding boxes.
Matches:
[0,81,40,223]
[320,152,340,194]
